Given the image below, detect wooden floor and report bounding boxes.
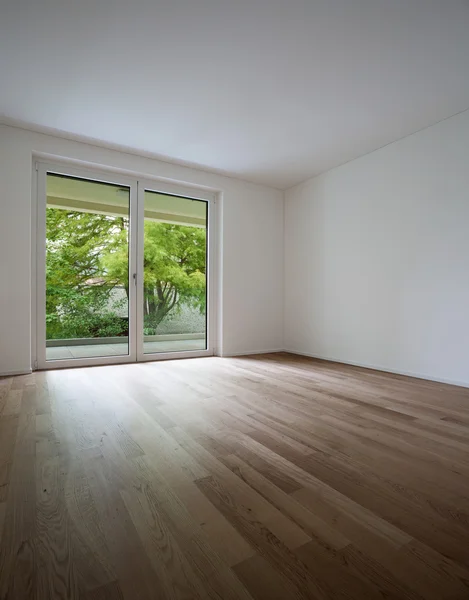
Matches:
[1,353,469,599]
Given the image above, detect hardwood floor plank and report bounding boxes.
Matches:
[229,443,304,494]
[294,540,406,600]
[220,453,350,551]
[81,448,165,600]
[120,485,209,599]
[234,431,414,548]
[127,455,255,600]
[233,554,303,600]
[0,378,13,414]
[196,473,338,600]
[0,502,5,544]
[36,448,80,599]
[169,479,256,567]
[0,354,468,599]
[170,426,311,550]
[84,580,124,600]
[294,450,469,565]
[0,383,37,600]
[0,414,19,503]
[1,390,22,418]
[64,459,117,592]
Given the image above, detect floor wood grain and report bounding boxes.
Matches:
[1,353,469,599]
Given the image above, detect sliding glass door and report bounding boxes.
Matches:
[138,188,208,359]
[35,164,214,369]
[43,173,133,362]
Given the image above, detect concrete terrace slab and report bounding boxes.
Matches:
[46,338,206,361]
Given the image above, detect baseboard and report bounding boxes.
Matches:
[220,348,285,357]
[283,348,469,389]
[0,368,32,377]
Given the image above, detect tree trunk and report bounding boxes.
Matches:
[144,283,178,328]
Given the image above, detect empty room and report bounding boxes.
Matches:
[1,1,469,598]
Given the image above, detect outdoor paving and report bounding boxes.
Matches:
[46,338,206,361]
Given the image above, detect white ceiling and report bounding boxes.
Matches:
[2,0,469,189]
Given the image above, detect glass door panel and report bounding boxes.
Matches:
[45,173,131,361]
[142,190,208,354]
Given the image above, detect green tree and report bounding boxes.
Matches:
[46,208,129,339]
[104,221,206,331]
[46,208,206,339]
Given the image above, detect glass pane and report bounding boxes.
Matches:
[45,174,130,360]
[143,191,207,354]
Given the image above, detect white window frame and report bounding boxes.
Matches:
[33,160,217,369]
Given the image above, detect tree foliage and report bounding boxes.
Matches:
[104,221,206,330]
[46,207,206,339]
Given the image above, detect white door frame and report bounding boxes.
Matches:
[34,161,217,369]
[136,179,216,362]
[35,162,138,370]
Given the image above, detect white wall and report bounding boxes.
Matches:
[0,124,284,375]
[285,109,469,387]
